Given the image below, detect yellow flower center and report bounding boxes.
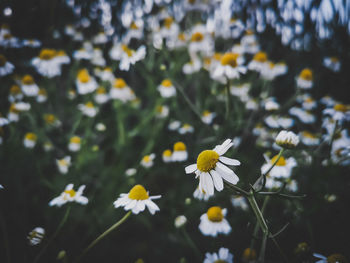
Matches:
[22,75,35,85]
[163,149,172,157]
[58,159,68,166]
[161,79,172,87]
[10,85,21,94]
[104,67,112,72]
[174,142,186,151]
[214,260,227,263]
[156,105,163,113]
[114,78,127,89]
[25,133,37,141]
[188,0,196,4]
[38,89,47,96]
[96,87,106,94]
[221,53,239,67]
[39,49,56,60]
[128,185,149,200]
[44,114,56,124]
[207,206,224,222]
[300,68,312,81]
[327,254,347,263]
[130,22,139,30]
[64,189,76,198]
[164,17,174,29]
[85,101,94,108]
[77,69,90,83]
[270,155,286,166]
[305,98,314,103]
[253,52,267,63]
[56,50,66,57]
[242,248,257,260]
[302,131,316,139]
[178,33,186,41]
[202,110,211,117]
[191,32,204,42]
[10,104,19,113]
[330,56,339,63]
[0,54,7,66]
[183,123,191,128]
[70,136,81,144]
[121,45,134,57]
[333,104,347,112]
[197,150,219,172]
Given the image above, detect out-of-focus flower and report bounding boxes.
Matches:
[188,24,213,57]
[201,110,216,125]
[323,56,341,72]
[185,139,240,195]
[37,88,48,103]
[91,48,106,67]
[212,52,246,83]
[44,114,61,128]
[113,184,161,214]
[275,130,299,149]
[94,87,109,104]
[78,101,98,117]
[203,247,234,263]
[43,141,53,152]
[231,196,249,211]
[157,79,176,98]
[32,49,61,78]
[248,51,269,73]
[68,136,81,152]
[49,184,88,207]
[23,133,37,148]
[168,120,181,131]
[0,54,14,76]
[289,107,316,124]
[96,123,106,132]
[162,149,172,163]
[96,67,115,83]
[8,85,23,102]
[172,141,188,162]
[261,154,297,179]
[75,69,97,95]
[296,68,313,89]
[193,186,213,201]
[242,248,257,262]
[174,215,187,228]
[299,131,320,146]
[27,227,45,245]
[21,75,39,97]
[141,153,155,168]
[93,32,108,44]
[110,78,135,102]
[110,44,146,71]
[199,206,231,237]
[155,105,169,119]
[313,253,348,263]
[125,168,137,177]
[56,156,71,174]
[178,123,194,134]
[182,58,201,74]
[323,104,350,123]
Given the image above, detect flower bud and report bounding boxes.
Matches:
[174,215,187,228]
[276,130,299,149]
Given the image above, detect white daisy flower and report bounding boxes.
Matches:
[193,186,213,201]
[168,120,181,131]
[75,69,97,95]
[113,184,161,214]
[201,110,216,125]
[172,142,188,162]
[23,133,37,148]
[96,67,115,83]
[230,83,250,100]
[248,51,269,73]
[0,54,14,76]
[178,123,194,134]
[37,89,48,103]
[157,79,176,98]
[203,247,234,263]
[91,48,106,67]
[27,227,45,246]
[185,139,240,195]
[110,78,135,103]
[141,153,156,168]
[174,215,187,228]
[162,149,172,163]
[56,156,71,174]
[323,104,350,123]
[289,107,316,124]
[323,56,341,72]
[212,52,246,83]
[313,253,347,263]
[49,184,88,207]
[31,49,61,78]
[296,68,313,89]
[109,43,146,71]
[93,32,108,44]
[299,131,320,146]
[68,136,81,152]
[8,85,23,102]
[182,58,201,74]
[0,115,9,127]
[231,196,249,211]
[78,102,98,117]
[275,130,299,149]
[125,168,137,177]
[155,105,169,119]
[94,87,109,104]
[21,75,39,97]
[188,24,214,57]
[199,206,231,237]
[261,154,297,179]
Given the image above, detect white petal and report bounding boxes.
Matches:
[124,199,137,210]
[216,162,234,174]
[185,163,197,174]
[210,170,224,191]
[219,156,241,166]
[216,167,239,185]
[204,172,214,195]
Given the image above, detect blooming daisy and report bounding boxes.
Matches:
[49,184,88,207]
[172,141,188,162]
[299,131,320,146]
[93,31,108,44]
[230,83,250,100]
[43,141,53,152]
[203,247,234,263]
[155,105,169,119]
[168,120,181,131]
[8,104,20,122]
[185,139,240,195]
[162,149,172,163]
[73,47,92,60]
[157,79,176,98]
[113,184,161,214]
[27,227,45,246]
[323,104,350,123]
[323,56,341,72]
[56,156,71,174]
[125,168,137,177]
[94,87,109,104]
[8,85,23,102]
[193,186,213,201]
[248,51,269,73]
[110,78,135,102]
[141,153,156,168]
[91,48,106,67]
[261,154,297,179]
[75,69,97,95]
[178,123,194,134]
[289,107,316,124]
[21,75,39,97]
[96,67,115,83]
[0,54,14,76]
[212,52,246,83]
[78,101,98,117]
[182,58,201,74]
[313,253,348,263]
[68,136,81,152]
[199,206,231,237]
[109,43,146,71]
[32,49,61,78]
[201,110,216,125]
[242,248,257,262]
[36,88,48,103]
[23,133,37,148]
[296,68,313,89]
[188,24,213,57]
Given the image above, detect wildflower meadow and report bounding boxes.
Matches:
[0,0,350,262]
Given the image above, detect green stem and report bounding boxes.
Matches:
[181,228,201,260]
[261,148,284,182]
[250,196,270,249]
[33,206,71,263]
[74,211,132,263]
[225,79,231,121]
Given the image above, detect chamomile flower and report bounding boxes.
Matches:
[313,253,348,263]
[91,48,106,66]
[109,44,146,71]
[93,31,108,44]
[242,248,257,262]
[110,78,135,102]
[21,75,39,97]
[201,110,216,125]
[113,184,161,214]
[248,51,269,73]
[23,133,37,148]
[231,196,249,211]
[203,247,234,263]
[162,149,172,163]
[8,85,23,102]
[275,130,299,149]
[296,68,313,89]
[157,79,176,98]
[178,123,194,134]
[49,184,88,207]
[172,141,188,162]
[97,67,115,83]
[75,69,97,95]
[230,83,250,100]
[0,54,14,76]
[94,87,109,104]
[168,120,181,131]
[323,56,341,72]
[68,136,81,152]
[27,227,45,246]
[32,49,61,78]
[141,153,156,168]
[188,24,213,57]
[199,206,231,237]
[73,47,92,60]
[155,105,169,119]
[43,141,53,152]
[299,131,320,146]
[261,154,297,179]
[125,168,137,177]
[193,186,213,201]
[185,139,240,195]
[212,52,246,83]
[78,101,98,117]
[323,104,350,123]
[289,107,316,124]
[174,215,187,228]
[8,104,20,122]
[56,156,71,174]
[182,59,201,74]
[36,88,48,103]
[0,114,9,126]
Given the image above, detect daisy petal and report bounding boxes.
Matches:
[204,173,214,195]
[219,156,241,166]
[185,163,197,174]
[216,167,239,185]
[216,162,234,174]
[210,170,224,191]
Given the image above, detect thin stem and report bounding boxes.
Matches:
[250,196,270,249]
[74,211,132,263]
[259,232,268,263]
[33,206,71,263]
[270,236,289,263]
[224,182,250,196]
[225,79,231,121]
[262,149,284,178]
[181,227,201,260]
